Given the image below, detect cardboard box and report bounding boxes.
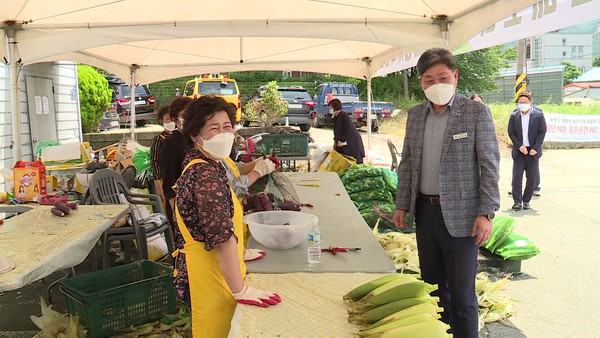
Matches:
[317,149,356,175]
[46,175,57,192]
[13,161,47,201]
[1,168,14,199]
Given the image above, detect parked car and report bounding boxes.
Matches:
[243,86,315,132]
[183,75,242,122]
[105,76,156,127]
[312,82,393,132]
[98,111,120,131]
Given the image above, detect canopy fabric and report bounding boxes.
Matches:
[1,0,539,83]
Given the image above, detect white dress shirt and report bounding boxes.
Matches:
[520,111,530,147]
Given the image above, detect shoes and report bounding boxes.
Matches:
[508,191,512,195]
[523,203,531,210]
[512,203,522,211]
[533,191,541,197]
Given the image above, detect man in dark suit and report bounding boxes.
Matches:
[508,91,547,210]
[393,48,500,338]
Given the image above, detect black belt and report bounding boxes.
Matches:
[418,193,441,206]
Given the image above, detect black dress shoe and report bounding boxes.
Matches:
[523,203,531,210]
[512,203,522,211]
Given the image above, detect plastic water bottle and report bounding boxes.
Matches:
[307,223,322,264]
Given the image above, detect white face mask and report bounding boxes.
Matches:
[424,83,455,106]
[178,118,185,129]
[518,103,531,112]
[163,121,176,132]
[198,132,235,160]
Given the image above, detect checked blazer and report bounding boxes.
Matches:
[395,94,501,237]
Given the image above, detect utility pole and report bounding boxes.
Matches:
[403,69,409,98]
[515,38,528,101]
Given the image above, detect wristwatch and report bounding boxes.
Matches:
[486,212,495,221]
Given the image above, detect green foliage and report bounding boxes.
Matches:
[455,46,516,94]
[243,81,288,126]
[77,65,111,132]
[593,57,600,67]
[561,61,582,84]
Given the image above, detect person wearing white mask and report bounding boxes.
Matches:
[392,48,500,338]
[508,90,547,211]
[150,105,176,203]
[173,96,281,337]
[159,96,193,225]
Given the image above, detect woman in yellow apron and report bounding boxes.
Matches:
[173,96,281,337]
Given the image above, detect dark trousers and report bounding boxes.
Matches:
[511,151,539,204]
[415,200,479,338]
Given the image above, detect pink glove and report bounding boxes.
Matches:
[243,248,266,262]
[232,285,282,307]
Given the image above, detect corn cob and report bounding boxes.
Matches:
[358,280,438,307]
[365,318,451,338]
[357,312,440,337]
[353,274,419,303]
[349,295,440,324]
[364,302,443,331]
[344,273,415,301]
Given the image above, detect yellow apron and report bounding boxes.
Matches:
[175,158,247,337]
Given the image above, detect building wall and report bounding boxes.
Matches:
[0,62,81,190]
[483,67,564,104]
[533,33,594,72]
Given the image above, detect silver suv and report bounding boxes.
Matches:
[246,86,315,131]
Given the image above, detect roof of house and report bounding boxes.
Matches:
[573,67,600,83]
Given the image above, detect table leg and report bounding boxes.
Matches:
[46,267,75,304]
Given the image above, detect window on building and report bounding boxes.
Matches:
[562,38,567,46]
[562,51,567,57]
[571,46,577,58]
[578,46,584,59]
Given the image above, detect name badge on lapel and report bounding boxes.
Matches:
[452,132,468,140]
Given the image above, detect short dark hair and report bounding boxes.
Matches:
[470,94,483,101]
[417,48,456,77]
[182,95,236,148]
[156,105,170,123]
[328,98,342,111]
[516,90,533,102]
[169,97,193,120]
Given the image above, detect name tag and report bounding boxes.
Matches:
[452,132,468,140]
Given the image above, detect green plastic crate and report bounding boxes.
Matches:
[261,133,309,157]
[59,260,176,338]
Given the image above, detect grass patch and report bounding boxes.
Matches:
[380,102,600,149]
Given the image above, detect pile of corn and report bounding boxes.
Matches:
[372,222,516,330]
[374,228,420,274]
[344,273,451,338]
[476,272,516,330]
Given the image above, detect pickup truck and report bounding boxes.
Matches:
[312,82,394,132]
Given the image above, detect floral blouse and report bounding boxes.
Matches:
[173,149,237,300]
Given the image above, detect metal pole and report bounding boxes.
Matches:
[403,69,409,98]
[6,26,22,161]
[366,70,372,152]
[129,68,137,140]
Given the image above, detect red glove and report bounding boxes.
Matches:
[268,155,281,168]
[243,248,266,262]
[232,285,281,307]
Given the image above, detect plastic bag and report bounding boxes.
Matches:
[349,189,393,203]
[484,216,517,253]
[345,176,387,194]
[341,166,385,184]
[494,233,540,260]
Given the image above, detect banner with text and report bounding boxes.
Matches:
[545,113,600,142]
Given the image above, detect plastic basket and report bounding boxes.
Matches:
[261,133,309,157]
[59,260,176,338]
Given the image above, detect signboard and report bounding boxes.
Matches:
[545,113,600,142]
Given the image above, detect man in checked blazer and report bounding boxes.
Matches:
[393,48,500,338]
[508,91,547,211]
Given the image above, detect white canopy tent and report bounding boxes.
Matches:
[2,0,540,160]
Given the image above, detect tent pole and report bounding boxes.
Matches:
[5,26,22,161]
[129,67,137,140]
[366,63,372,153]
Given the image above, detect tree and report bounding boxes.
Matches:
[77,65,112,132]
[561,61,582,84]
[243,81,288,126]
[593,57,600,67]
